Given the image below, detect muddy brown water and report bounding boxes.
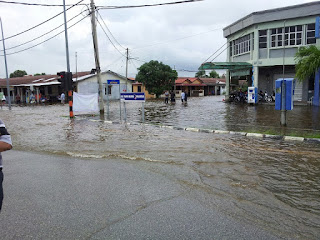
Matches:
[1,96,319,239]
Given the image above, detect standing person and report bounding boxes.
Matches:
[164,91,169,104]
[181,90,185,103]
[170,91,175,103]
[29,91,36,104]
[15,93,21,104]
[0,119,12,212]
[60,92,65,104]
[184,91,188,103]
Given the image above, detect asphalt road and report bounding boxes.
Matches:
[0,150,281,240]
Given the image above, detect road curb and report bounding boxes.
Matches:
[88,119,320,143]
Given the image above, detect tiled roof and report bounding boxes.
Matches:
[0,71,91,87]
[199,78,226,85]
[0,70,134,87]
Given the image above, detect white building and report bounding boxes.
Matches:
[76,70,133,100]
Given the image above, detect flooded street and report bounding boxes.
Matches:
[1,96,320,239]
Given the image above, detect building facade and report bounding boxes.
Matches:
[223,1,320,102]
[76,70,133,101]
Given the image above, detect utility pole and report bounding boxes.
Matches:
[0,17,11,110]
[123,48,129,121]
[75,52,78,84]
[62,0,74,118]
[90,0,104,115]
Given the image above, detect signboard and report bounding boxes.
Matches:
[107,80,120,85]
[121,93,145,102]
[316,16,320,38]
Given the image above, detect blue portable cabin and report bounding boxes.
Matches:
[275,78,295,111]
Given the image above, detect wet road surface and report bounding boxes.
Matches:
[0,96,319,239]
[1,150,280,240]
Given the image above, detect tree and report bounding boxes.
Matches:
[209,70,219,78]
[10,70,27,78]
[135,60,177,98]
[295,45,320,82]
[34,73,46,76]
[195,70,207,78]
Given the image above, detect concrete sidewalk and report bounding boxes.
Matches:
[0,150,281,240]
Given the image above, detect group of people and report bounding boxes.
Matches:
[164,90,188,104]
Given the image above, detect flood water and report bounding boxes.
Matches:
[1,96,320,239]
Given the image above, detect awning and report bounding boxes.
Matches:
[199,62,252,77]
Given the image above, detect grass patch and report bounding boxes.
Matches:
[244,128,320,139]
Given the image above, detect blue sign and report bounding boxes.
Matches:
[121,93,145,102]
[316,16,320,38]
[107,80,120,85]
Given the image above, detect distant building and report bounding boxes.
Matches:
[175,77,206,97]
[221,1,320,103]
[132,77,225,98]
[199,78,226,96]
[0,70,133,103]
[131,81,156,99]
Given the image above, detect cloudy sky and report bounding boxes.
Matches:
[0,0,317,78]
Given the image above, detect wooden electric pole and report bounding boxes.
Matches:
[90,0,104,115]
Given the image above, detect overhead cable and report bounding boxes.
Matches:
[0,0,87,7]
[0,0,85,41]
[132,27,221,50]
[1,12,85,51]
[97,0,203,10]
[96,14,126,58]
[96,10,125,50]
[0,12,89,56]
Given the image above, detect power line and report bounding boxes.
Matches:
[202,31,248,64]
[101,55,124,72]
[132,27,222,50]
[0,12,89,56]
[97,0,203,10]
[0,0,85,41]
[96,10,125,50]
[1,12,85,51]
[0,0,87,7]
[96,13,126,58]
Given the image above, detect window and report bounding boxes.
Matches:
[307,23,316,44]
[105,86,111,95]
[137,86,142,92]
[259,30,267,48]
[270,25,302,47]
[232,34,250,55]
[270,27,283,47]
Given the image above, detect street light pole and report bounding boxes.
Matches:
[281,20,287,126]
[62,0,74,118]
[0,17,11,110]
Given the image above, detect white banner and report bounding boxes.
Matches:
[73,92,99,114]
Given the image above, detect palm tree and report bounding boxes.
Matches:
[295,45,320,106]
[295,45,320,81]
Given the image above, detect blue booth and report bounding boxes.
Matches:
[275,78,295,111]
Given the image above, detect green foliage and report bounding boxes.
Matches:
[34,73,46,76]
[135,60,177,98]
[195,70,207,78]
[209,70,219,78]
[10,70,27,78]
[295,45,320,82]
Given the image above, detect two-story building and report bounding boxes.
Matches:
[201,1,320,104]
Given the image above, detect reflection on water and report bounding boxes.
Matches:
[1,97,320,239]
